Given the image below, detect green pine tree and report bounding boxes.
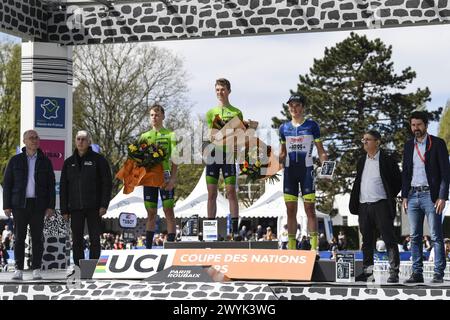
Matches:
[272,32,440,213]
[0,43,21,183]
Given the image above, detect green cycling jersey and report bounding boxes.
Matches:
[139,127,176,171]
[206,104,243,129]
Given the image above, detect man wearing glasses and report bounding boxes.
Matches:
[349,130,401,283]
[3,130,55,280]
[60,130,112,272]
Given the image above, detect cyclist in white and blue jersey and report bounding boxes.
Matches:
[279,94,328,251]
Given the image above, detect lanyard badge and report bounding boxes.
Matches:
[415,135,431,163]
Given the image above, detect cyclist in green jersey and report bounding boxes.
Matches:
[139,105,177,249]
[205,78,242,238]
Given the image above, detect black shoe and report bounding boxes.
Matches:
[404,273,424,284]
[431,274,444,284]
[356,273,374,282]
[387,274,399,283]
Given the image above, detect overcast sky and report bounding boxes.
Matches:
[2,23,449,138]
[151,24,450,137]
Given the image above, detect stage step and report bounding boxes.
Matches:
[163,241,279,249]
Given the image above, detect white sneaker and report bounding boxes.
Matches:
[11,270,23,281]
[32,269,43,280]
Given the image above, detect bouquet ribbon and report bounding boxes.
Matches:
[116,159,164,194]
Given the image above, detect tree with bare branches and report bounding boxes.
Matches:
[73,43,191,195]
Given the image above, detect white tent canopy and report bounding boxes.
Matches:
[174,168,230,218]
[240,172,330,220]
[332,193,359,227]
[104,168,230,219]
[104,185,152,219]
[239,175,284,218]
[239,171,333,241]
[102,167,447,227]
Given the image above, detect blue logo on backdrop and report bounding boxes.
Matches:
[35,96,65,128]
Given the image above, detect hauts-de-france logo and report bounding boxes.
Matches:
[35,96,66,128]
[41,99,59,119]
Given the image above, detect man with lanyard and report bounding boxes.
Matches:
[279,94,328,252]
[139,105,177,248]
[402,111,449,284]
[205,78,243,239]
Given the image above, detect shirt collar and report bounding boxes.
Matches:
[414,133,428,145]
[27,152,37,160]
[366,149,380,160]
[291,119,306,128]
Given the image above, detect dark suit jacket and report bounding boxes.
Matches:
[60,147,112,213]
[401,135,450,202]
[2,148,55,210]
[349,149,402,218]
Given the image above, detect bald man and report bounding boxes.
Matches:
[60,130,112,269]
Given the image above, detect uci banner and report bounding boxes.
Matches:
[93,249,316,281]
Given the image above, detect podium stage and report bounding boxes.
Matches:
[164,241,278,249]
[0,271,448,300]
[1,243,448,300]
[1,259,449,300]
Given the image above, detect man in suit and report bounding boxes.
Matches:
[3,130,55,280]
[349,130,401,283]
[402,111,449,284]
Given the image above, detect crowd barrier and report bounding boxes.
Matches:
[374,261,450,281]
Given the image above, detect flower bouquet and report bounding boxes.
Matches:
[210,115,258,145]
[127,141,167,168]
[116,141,167,194]
[212,114,227,130]
[239,144,280,184]
[204,115,250,159]
[208,115,282,181]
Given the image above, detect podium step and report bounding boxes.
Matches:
[311,260,364,282]
[163,241,279,249]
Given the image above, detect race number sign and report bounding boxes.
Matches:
[336,253,355,283]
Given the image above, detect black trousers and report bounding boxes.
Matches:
[70,209,102,266]
[13,199,45,270]
[358,199,400,275]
